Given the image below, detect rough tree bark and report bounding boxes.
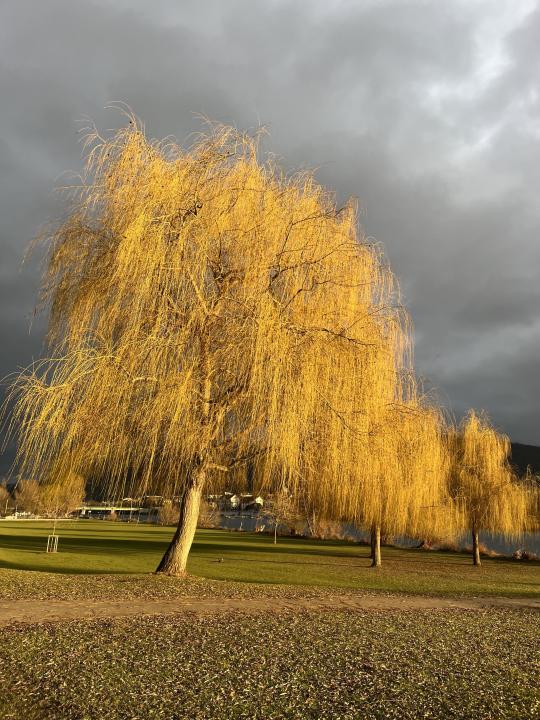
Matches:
[472,523,481,567]
[156,338,212,577]
[371,524,382,567]
[155,472,204,576]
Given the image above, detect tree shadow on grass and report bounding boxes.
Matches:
[218,556,372,568]
[0,523,373,574]
[0,556,147,575]
[190,540,371,561]
[0,535,166,573]
[0,533,166,554]
[1,525,533,577]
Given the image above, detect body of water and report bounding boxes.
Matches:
[217,513,540,556]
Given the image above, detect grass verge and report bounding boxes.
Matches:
[0,521,538,598]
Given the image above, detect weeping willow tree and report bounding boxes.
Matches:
[303,399,454,566]
[5,115,415,576]
[524,469,540,533]
[367,404,454,566]
[286,233,454,567]
[450,411,532,566]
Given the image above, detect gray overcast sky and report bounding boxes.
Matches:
[1,0,540,465]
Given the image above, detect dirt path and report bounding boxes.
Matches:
[1,593,538,627]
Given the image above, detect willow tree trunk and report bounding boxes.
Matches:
[156,340,211,577]
[472,524,481,567]
[371,524,381,567]
[155,474,204,576]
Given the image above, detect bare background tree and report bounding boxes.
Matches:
[265,490,301,544]
[15,472,85,517]
[0,482,12,515]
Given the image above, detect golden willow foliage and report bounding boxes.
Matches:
[450,411,532,539]
[301,401,456,541]
[5,118,414,518]
[525,470,540,532]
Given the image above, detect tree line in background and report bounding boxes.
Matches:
[0,473,85,518]
[3,114,539,574]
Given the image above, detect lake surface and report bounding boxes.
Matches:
[218,513,540,556]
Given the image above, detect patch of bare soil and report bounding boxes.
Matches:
[1,592,538,627]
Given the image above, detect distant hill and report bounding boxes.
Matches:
[510,443,540,476]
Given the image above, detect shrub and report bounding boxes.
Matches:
[513,548,539,561]
[198,499,219,529]
[158,502,180,526]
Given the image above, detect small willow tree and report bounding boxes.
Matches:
[343,403,452,567]
[525,470,540,533]
[293,342,455,566]
[5,116,412,576]
[283,286,421,566]
[450,411,532,566]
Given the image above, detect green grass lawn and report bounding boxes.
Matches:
[0,520,538,597]
[0,521,538,720]
[2,609,538,720]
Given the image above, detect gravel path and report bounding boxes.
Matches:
[1,591,538,626]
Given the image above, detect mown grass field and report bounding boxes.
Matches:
[0,520,539,719]
[0,520,539,597]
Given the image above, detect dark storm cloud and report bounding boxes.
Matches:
[1,0,539,475]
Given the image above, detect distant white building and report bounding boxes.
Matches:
[229,494,241,509]
[239,494,264,511]
[207,492,265,512]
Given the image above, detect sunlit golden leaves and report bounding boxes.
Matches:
[450,411,534,537]
[4,116,487,556]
